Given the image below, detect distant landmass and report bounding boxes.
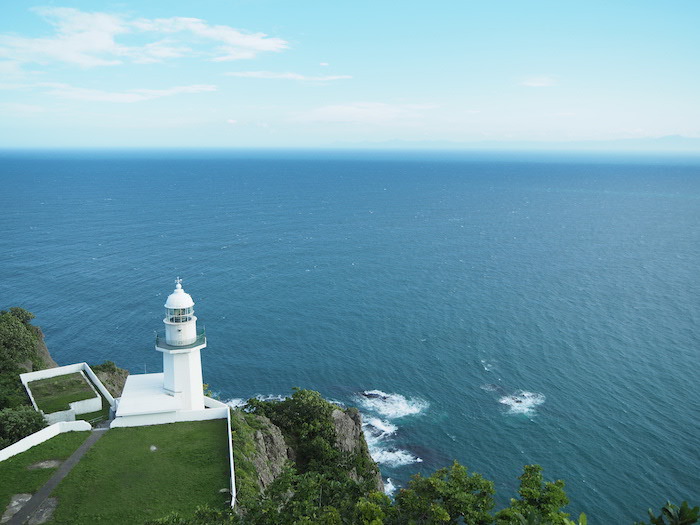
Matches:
[336,135,700,153]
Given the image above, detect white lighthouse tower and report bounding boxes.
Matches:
[155,278,206,411]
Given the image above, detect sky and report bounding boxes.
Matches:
[1,1,699,149]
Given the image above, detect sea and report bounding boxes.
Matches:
[1,149,698,523]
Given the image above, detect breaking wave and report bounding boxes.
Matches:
[355,390,429,418]
[357,390,427,469]
[384,478,397,496]
[371,448,423,468]
[499,391,546,415]
[225,393,286,409]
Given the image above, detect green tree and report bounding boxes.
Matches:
[393,461,495,524]
[635,501,699,525]
[5,307,35,325]
[0,405,47,448]
[0,310,38,368]
[496,465,569,525]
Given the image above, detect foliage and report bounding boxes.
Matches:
[90,360,118,373]
[229,409,270,509]
[512,511,588,525]
[246,388,338,473]
[496,465,569,525]
[4,307,35,325]
[0,307,41,409]
[634,501,699,525]
[0,430,90,511]
[0,309,39,370]
[391,461,495,524]
[0,405,47,448]
[145,506,236,524]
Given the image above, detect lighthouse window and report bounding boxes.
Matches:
[166,307,192,323]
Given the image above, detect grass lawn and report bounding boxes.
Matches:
[0,431,90,513]
[51,419,231,524]
[28,373,96,414]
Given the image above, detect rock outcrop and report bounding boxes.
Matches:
[250,415,290,490]
[331,407,384,493]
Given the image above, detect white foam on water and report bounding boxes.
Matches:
[254,394,286,402]
[480,359,495,372]
[226,394,287,409]
[384,478,397,496]
[371,447,423,468]
[356,390,429,419]
[499,391,546,415]
[364,417,398,437]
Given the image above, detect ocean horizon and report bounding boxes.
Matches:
[1,149,698,523]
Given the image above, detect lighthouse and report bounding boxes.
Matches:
[155,278,206,411]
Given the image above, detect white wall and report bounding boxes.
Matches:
[110,407,228,428]
[20,363,116,415]
[225,408,237,507]
[45,409,76,425]
[0,421,91,462]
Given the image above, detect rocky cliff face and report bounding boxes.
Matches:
[32,327,58,370]
[236,404,383,496]
[331,408,384,493]
[17,327,58,373]
[249,415,290,490]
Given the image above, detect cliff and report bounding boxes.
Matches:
[27,327,58,371]
[230,390,383,515]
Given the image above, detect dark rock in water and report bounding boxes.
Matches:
[362,391,388,400]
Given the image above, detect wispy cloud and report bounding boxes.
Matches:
[520,75,557,87]
[131,16,287,61]
[0,7,287,68]
[39,82,216,102]
[0,102,45,115]
[225,71,351,82]
[298,102,436,124]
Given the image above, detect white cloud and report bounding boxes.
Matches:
[0,7,288,68]
[298,102,435,125]
[227,119,238,124]
[0,102,45,114]
[132,16,287,62]
[39,82,216,103]
[319,62,329,67]
[520,75,557,87]
[225,71,351,81]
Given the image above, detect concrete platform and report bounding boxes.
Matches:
[115,374,180,417]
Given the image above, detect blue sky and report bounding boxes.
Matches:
[1,1,699,148]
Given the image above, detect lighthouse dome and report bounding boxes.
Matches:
[164,281,195,309]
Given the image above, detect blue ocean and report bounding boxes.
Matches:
[1,149,698,523]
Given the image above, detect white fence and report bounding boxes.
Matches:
[0,421,91,462]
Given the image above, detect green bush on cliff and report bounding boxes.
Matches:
[0,307,42,410]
